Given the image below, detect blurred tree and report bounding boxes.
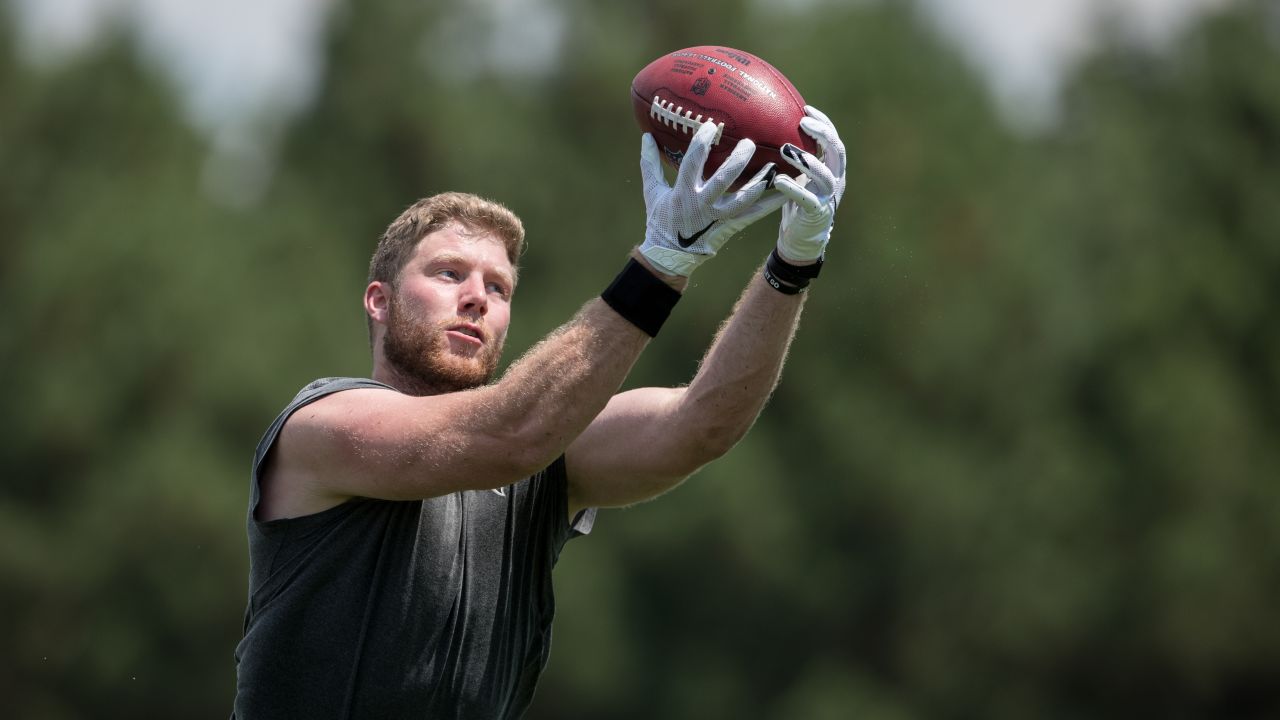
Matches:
[0,15,251,718]
[1,0,1277,717]
[981,3,1280,714]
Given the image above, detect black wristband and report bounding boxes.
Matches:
[601,258,681,337]
[763,249,823,295]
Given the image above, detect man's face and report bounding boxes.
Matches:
[379,223,515,393]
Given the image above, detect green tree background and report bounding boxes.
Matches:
[2,0,1277,717]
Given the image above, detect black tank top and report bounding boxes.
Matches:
[231,378,595,719]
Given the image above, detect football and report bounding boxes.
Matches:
[631,46,818,187]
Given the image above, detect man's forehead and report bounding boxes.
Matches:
[415,225,501,257]
[412,224,516,277]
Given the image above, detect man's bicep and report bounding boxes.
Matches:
[565,386,705,512]
[280,388,529,501]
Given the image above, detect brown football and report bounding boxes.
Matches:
[631,46,818,187]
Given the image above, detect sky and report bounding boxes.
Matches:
[916,0,1231,126]
[9,0,1230,134]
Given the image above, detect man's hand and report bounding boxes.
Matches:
[773,105,847,263]
[639,123,784,277]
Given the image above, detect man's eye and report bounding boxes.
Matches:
[487,283,509,297]
[436,269,459,280]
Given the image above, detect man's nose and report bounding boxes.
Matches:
[458,275,488,316]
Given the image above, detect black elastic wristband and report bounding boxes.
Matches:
[763,249,823,294]
[763,263,805,295]
[601,259,681,337]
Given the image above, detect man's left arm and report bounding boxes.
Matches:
[566,269,808,513]
[566,105,846,515]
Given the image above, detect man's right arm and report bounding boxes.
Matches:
[261,126,784,517]
[268,278,663,513]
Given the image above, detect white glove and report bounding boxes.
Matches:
[773,105,847,263]
[639,122,785,277]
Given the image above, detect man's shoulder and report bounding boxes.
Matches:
[274,377,402,432]
[255,377,396,487]
[289,377,396,406]
[254,378,400,521]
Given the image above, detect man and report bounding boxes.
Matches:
[232,106,845,719]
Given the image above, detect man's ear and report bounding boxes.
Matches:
[365,281,391,326]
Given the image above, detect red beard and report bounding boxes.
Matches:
[382,294,504,396]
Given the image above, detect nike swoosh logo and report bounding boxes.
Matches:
[677,220,717,248]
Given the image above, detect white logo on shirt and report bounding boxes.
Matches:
[492,487,507,497]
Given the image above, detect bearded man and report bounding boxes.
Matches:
[232,109,845,719]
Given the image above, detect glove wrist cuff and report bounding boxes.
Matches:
[763,248,823,295]
[639,245,702,277]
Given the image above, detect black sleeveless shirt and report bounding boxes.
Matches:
[232,378,595,719]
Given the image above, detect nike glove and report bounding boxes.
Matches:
[773,106,847,263]
[639,122,785,277]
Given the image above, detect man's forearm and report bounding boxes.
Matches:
[677,265,807,453]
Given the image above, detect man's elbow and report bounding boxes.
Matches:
[674,390,766,469]
[504,423,578,479]
[677,420,750,472]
